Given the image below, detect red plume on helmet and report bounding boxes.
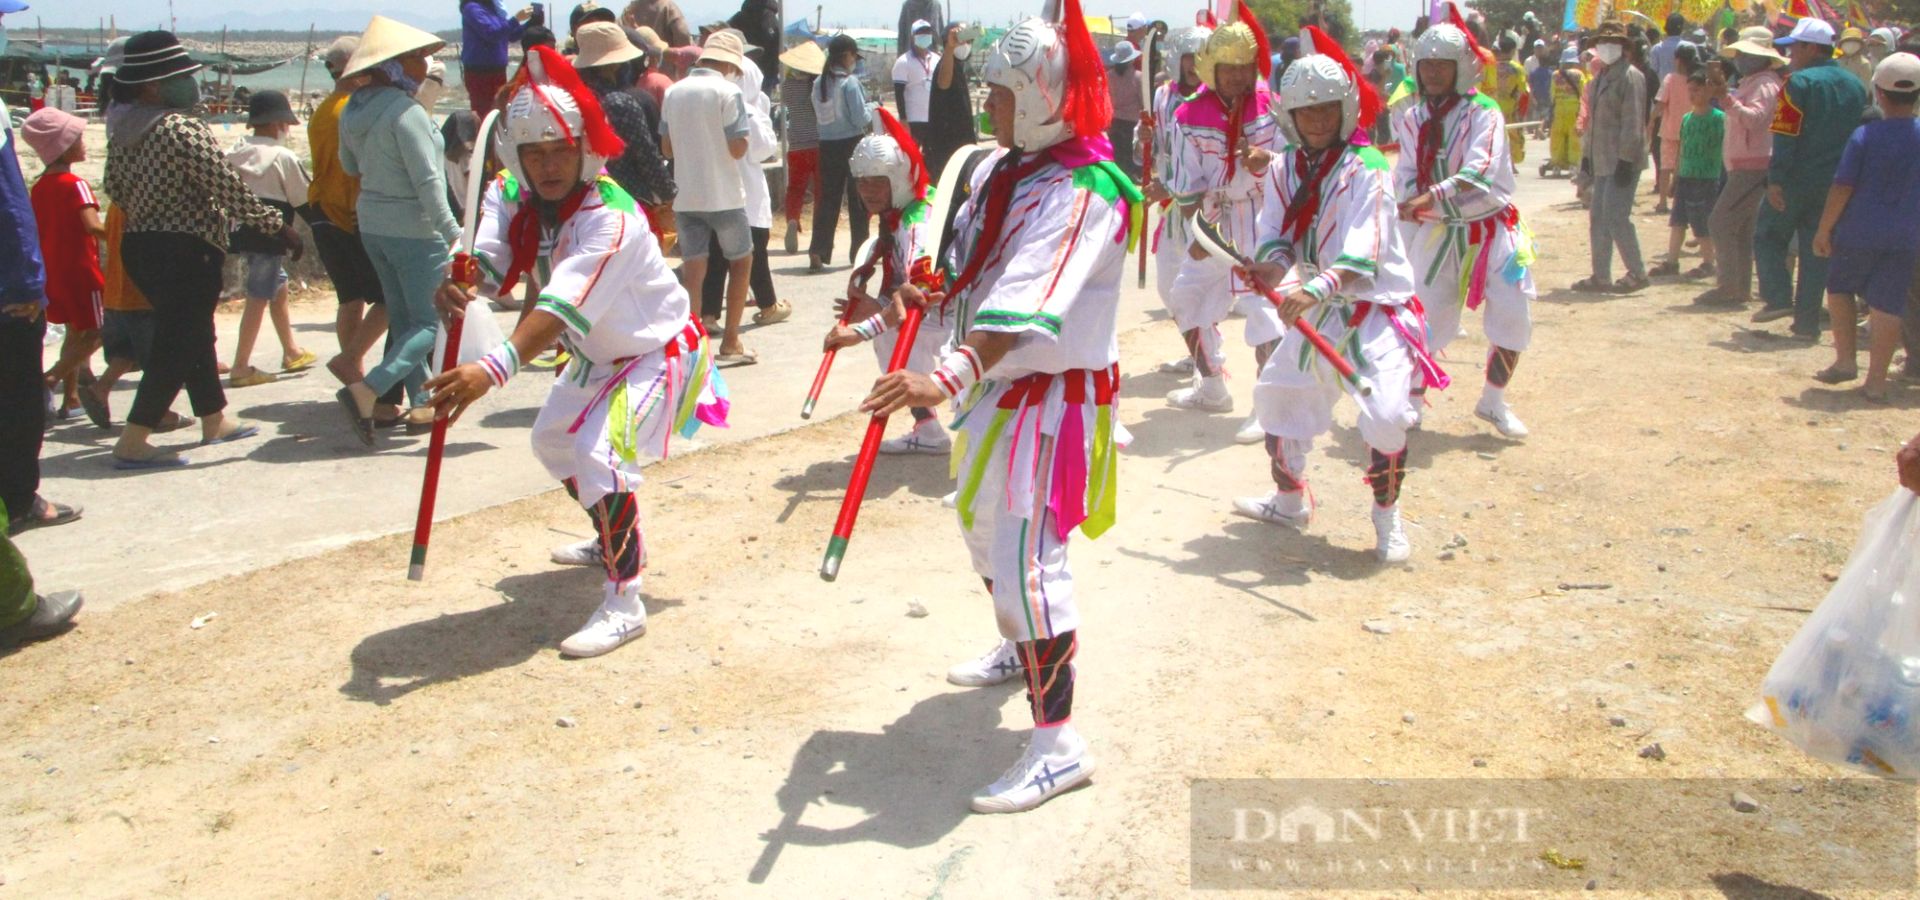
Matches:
[1299,25,1381,129]
[1057,0,1113,138]
[1198,9,1217,27]
[510,44,626,161]
[872,106,930,201]
[1235,0,1272,79]
[1445,3,1486,62]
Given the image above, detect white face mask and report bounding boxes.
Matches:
[953,43,971,61]
[1593,44,1623,66]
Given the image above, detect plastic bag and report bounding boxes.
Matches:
[1749,489,1920,779]
[431,304,508,369]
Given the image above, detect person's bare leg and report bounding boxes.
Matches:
[1666,226,1683,263]
[1828,292,1859,373]
[330,299,364,383]
[722,256,751,355]
[269,283,306,366]
[1864,309,1902,399]
[48,328,100,406]
[345,304,387,380]
[231,298,268,380]
[1698,237,1716,267]
[680,256,709,326]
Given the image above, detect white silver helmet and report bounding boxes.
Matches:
[495,81,609,195]
[1276,53,1356,148]
[1411,23,1481,95]
[982,16,1071,151]
[1171,25,1212,64]
[850,132,914,207]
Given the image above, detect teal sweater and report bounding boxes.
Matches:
[339,85,460,244]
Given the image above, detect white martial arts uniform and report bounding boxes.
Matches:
[1166,83,1286,370]
[859,198,953,376]
[1250,143,1431,459]
[1390,91,1536,360]
[946,145,1133,645]
[471,174,728,512]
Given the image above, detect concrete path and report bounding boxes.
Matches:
[26,240,1178,610]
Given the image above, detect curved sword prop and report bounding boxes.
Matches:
[1191,215,1373,398]
[409,108,500,581]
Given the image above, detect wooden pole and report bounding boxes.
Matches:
[297,24,315,111]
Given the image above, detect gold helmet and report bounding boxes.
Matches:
[1196,0,1270,90]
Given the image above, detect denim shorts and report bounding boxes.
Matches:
[674,208,752,261]
[241,252,288,300]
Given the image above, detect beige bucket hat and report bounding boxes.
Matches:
[1721,25,1788,64]
[778,40,825,75]
[574,21,643,68]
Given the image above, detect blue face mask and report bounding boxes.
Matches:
[378,58,422,96]
[913,33,933,51]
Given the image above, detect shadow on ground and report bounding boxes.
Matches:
[339,568,684,705]
[770,445,952,524]
[748,685,1026,884]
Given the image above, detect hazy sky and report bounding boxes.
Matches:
[14,0,1413,40]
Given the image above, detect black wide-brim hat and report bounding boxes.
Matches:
[117,30,203,85]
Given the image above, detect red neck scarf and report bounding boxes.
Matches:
[946,150,1053,300]
[1278,145,1344,244]
[1211,89,1247,181]
[1415,94,1462,194]
[499,181,591,293]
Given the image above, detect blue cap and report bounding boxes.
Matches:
[0,0,30,13]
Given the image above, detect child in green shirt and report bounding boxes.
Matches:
[1653,71,1724,279]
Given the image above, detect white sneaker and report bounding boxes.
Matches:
[558,582,648,658]
[946,638,1022,687]
[1232,491,1311,529]
[1166,377,1233,413]
[941,490,958,509]
[1474,398,1530,439]
[971,727,1095,814]
[1234,415,1265,444]
[1157,356,1197,375]
[1408,402,1424,432]
[550,537,599,567]
[1371,504,1411,563]
[879,420,952,455]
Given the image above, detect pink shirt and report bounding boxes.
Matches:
[1655,72,1688,140]
[1721,68,1783,171]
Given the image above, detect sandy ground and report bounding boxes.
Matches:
[7,161,1920,897]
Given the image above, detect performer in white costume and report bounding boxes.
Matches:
[860,0,1138,814]
[1233,27,1448,563]
[823,107,954,455]
[425,48,728,658]
[1391,13,1537,439]
[1140,22,1210,376]
[1161,1,1285,445]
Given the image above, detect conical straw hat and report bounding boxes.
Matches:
[342,15,447,79]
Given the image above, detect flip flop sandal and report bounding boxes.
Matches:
[1647,261,1680,277]
[1813,365,1860,384]
[335,388,375,448]
[200,424,261,446]
[1685,264,1715,279]
[228,371,278,388]
[1862,388,1890,405]
[281,350,318,373]
[752,301,792,326]
[78,386,110,429]
[112,452,189,471]
[1570,277,1611,293]
[8,498,82,535]
[1613,275,1650,294]
[715,350,759,369]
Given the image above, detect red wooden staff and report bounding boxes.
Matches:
[819,278,933,582]
[800,236,880,419]
[410,108,498,581]
[1192,216,1370,396]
